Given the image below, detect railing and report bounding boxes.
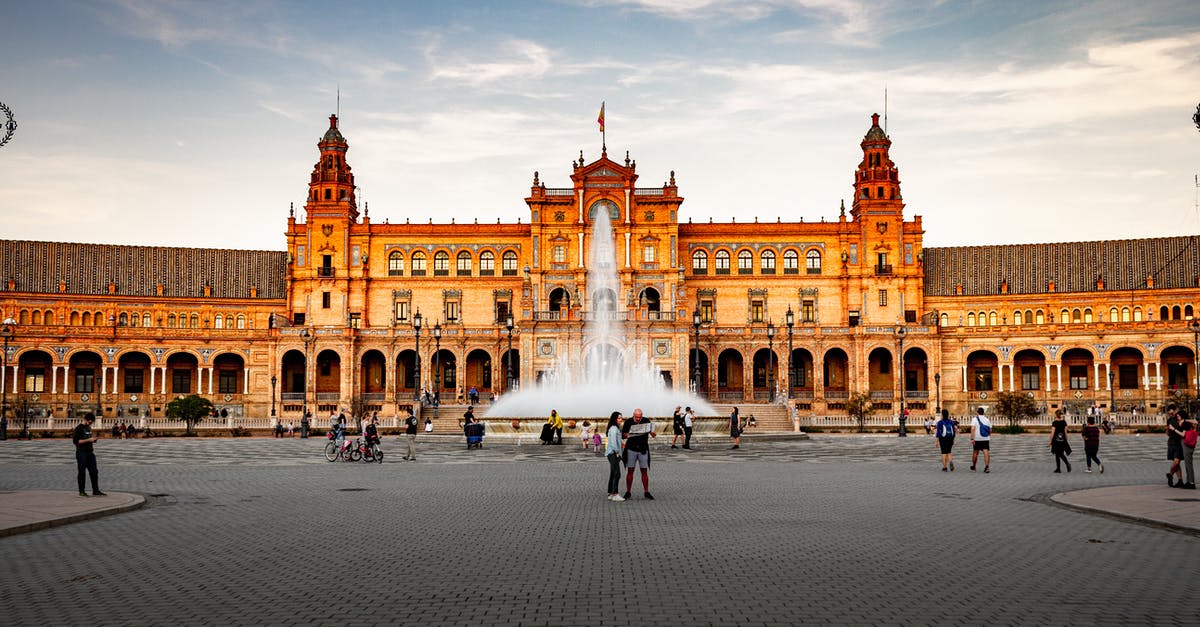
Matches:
[792,390,815,399]
[544,188,574,196]
[824,390,849,400]
[904,390,929,399]
[280,392,305,401]
[533,311,564,321]
[634,188,665,196]
[645,311,676,322]
[875,264,893,275]
[718,391,744,401]
[315,393,340,402]
[317,267,334,277]
[360,393,385,402]
[869,390,894,400]
[582,311,628,322]
[753,391,772,400]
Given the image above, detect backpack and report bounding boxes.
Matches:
[1185,428,1198,448]
[977,418,991,438]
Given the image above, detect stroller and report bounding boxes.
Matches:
[466,420,486,449]
[539,422,554,445]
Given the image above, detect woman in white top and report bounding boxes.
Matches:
[604,412,625,501]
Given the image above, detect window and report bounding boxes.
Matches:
[1134,307,1142,321]
[939,313,948,327]
[1014,311,1024,325]
[878,290,887,307]
[119,312,128,325]
[553,246,566,264]
[412,252,427,276]
[23,368,45,393]
[876,252,890,273]
[74,368,95,394]
[190,314,199,328]
[802,300,815,323]
[167,314,176,328]
[1121,307,1131,322]
[495,300,510,325]
[643,245,656,263]
[1118,364,1138,389]
[1021,366,1040,390]
[293,313,305,326]
[1072,308,1081,323]
[320,254,333,277]
[761,250,776,274]
[967,313,976,326]
[236,315,246,330]
[737,250,753,274]
[445,300,461,323]
[974,368,993,391]
[783,250,799,274]
[700,299,714,323]
[123,369,143,393]
[1187,305,1195,319]
[1108,307,1118,322]
[172,369,191,394]
[349,312,361,329]
[395,300,410,323]
[502,251,518,276]
[692,250,708,274]
[1083,308,1093,324]
[715,250,730,275]
[388,252,404,276]
[480,251,495,276]
[1061,308,1070,324]
[1025,309,1033,325]
[434,251,450,276]
[214,315,223,329]
[750,299,764,323]
[322,292,331,309]
[218,370,238,394]
[1069,365,1089,390]
[806,250,822,274]
[988,311,997,326]
[1036,310,1045,324]
[457,251,472,276]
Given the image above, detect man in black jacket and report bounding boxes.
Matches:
[72,413,105,497]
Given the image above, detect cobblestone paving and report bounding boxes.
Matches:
[0,434,1193,625]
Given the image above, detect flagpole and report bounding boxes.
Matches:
[601,101,606,155]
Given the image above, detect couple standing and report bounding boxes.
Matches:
[605,408,656,502]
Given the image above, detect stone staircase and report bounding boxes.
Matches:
[709,403,795,432]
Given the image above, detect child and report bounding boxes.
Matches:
[580,421,592,449]
[592,429,604,455]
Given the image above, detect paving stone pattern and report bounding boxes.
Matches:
[0,434,1193,625]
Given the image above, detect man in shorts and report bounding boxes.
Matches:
[621,408,657,500]
[970,406,991,473]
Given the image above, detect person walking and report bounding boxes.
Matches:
[970,406,991,473]
[1170,409,1195,489]
[604,412,625,501]
[72,413,105,497]
[670,406,683,448]
[1050,409,1072,473]
[1081,415,1103,473]
[682,406,695,450]
[1165,403,1184,487]
[621,408,657,500]
[729,406,741,449]
[403,408,419,461]
[935,408,956,471]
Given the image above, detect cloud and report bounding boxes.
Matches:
[427,39,555,86]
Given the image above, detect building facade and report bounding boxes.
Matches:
[2,113,1198,423]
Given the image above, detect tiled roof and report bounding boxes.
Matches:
[1,240,287,299]
[924,236,1200,296]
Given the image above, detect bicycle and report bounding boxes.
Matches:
[357,438,384,463]
[324,433,356,462]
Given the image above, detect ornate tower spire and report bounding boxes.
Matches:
[303,114,358,221]
[849,112,903,221]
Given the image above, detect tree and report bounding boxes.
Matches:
[846,392,874,433]
[996,391,1038,428]
[166,394,214,436]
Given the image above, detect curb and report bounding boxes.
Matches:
[0,493,147,539]
[1044,490,1200,538]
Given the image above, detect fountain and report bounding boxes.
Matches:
[485,209,717,420]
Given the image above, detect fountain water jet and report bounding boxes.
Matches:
[485,209,716,418]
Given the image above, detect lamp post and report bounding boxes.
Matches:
[1108,369,1115,417]
[413,311,422,402]
[785,306,795,402]
[1190,319,1200,418]
[433,322,442,406]
[1,318,14,440]
[300,328,312,422]
[895,326,908,437]
[692,309,701,395]
[505,313,514,393]
[270,374,277,418]
[766,321,776,402]
[934,372,941,415]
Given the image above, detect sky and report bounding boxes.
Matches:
[1,0,1199,251]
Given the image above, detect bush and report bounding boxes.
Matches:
[230,427,253,437]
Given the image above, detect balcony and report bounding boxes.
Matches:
[281,392,305,401]
[904,390,929,399]
[869,390,894,400]
[583,311,628,322]
[824,390,849,400]
[533,311,564,321]
[317,267,334,277]
[874,264,893,275]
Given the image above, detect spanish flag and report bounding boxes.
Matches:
[597,102,605,132]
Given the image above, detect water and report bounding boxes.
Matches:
[485,210,717,419]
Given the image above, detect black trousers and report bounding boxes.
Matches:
[683,426,693,447]
[554,427,563,444]
[607,453,622,494]
[76,450,99,493]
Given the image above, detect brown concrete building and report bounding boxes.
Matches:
[1,113,1197,425]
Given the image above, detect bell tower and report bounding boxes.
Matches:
[304,114,358,221]
[849,112,903,221]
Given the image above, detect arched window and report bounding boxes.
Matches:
[692,250,708,274]
[940,313,949,327]
[502,250,518,275]
[1160,305,1170,320]
[1121,307,1131,322]
[70,311,80,326]
[142,313,151,327]
[457,251,472,275]
[988,311,997,326]
[1036,309,1045,324]
[411,252,427,275]
[783,250,799,274]
[1024,309,1033,325]
[236,315,246,329]
[967,313,976,326]
[715,250,731,274]
[1172,305,1182,320]
[737,250,753,274]
[1187,305,1194,319]
[806,250,822,274]
[433,251,450,275]
[1014,311,1023,325]
[118,312,127,325]
[1083,308,1093,323]
[1109,307,1118,322]
[18,310,28,324]
[480,251,495,275]
[760,249,776,274]
[190,314,199,328]
[214,315,224,329]
[167,314,176,328]
[388,251,404,276]
[129,312,140,327]
[1061,308,1070,324]
[45,310,55,325]
[1072,308,1081,323]
[32,310,42,325]
[1134,307,1143,321]
[94,311,103,326]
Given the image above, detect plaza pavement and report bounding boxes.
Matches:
[0,433,1194,625]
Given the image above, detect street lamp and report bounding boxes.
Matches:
[1,318,14,440]
[895,326,908,437]
[270,374,277,417]
[1108,369,1115,417]
[413,311,423,402]
[1190,319,1200,419]
[505,313,514,393]
[300,329,312,422]
[785,306,795,402]
[433,322,442,406]
[692,309,701,395]
[766,320,776,402]
[934,372,941,416]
